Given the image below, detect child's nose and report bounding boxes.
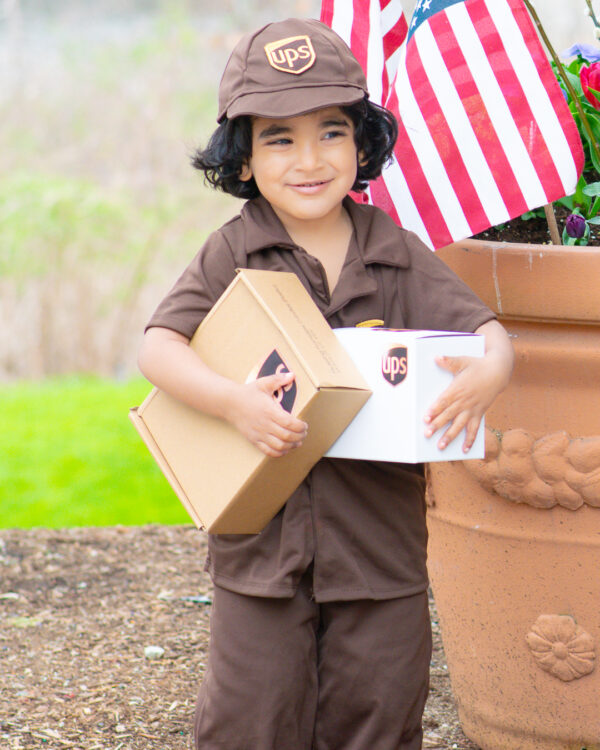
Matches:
[297,140,321,170]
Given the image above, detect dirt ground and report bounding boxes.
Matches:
[0,525,480,750]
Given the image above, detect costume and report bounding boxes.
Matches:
[147,195,495,748]
[193,569,431,750]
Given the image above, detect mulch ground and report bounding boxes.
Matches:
[0,525,479,750]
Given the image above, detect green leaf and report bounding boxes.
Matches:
[586,215,600,224]
[589,196,600,217]
[587,84,600,102]
[556,195,575,210]
[582,181,600,196]
[520,208,545,220]
[572,176,592,214]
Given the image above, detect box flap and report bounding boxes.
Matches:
[239,269,370,391]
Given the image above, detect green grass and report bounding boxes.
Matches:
[0,377,190,528]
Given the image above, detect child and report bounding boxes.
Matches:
[138,17,514,750]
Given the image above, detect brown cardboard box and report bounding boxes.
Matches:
[129,269,371,534]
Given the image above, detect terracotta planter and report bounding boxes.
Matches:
[428,239,600,750]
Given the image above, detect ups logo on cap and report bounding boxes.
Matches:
[264,35,316,75]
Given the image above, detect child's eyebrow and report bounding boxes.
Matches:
[257,124,292,139]
[320,118,351,129]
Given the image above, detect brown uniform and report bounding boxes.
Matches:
[147,195,495,749]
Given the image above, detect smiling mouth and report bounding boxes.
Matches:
[291,179,331,188]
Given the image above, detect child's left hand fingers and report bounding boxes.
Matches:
[424,400,454,438]
[461,416,482,453]
[433,410,469,451]
[425,386,465,436]
[425,356,471,423]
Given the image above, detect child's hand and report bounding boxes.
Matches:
[424,320,514,453]
[139,328,307,458]
[227,371,308,458]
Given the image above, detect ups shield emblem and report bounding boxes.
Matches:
[264,35,316,75]
[382,347,408,387]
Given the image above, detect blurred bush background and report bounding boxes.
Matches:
[1,0,318,527]
[0,0,590,527]
[1,0,318,380]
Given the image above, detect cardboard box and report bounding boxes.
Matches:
[129,269,371,533]
[325,328,485,463]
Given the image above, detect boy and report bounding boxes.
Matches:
[138,18,513,750]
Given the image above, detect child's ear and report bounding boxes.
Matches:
[358,150,368,167]
[239,162,253,182]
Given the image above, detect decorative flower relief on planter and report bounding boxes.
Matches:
[464,428,600,509]
[526,615,596,682]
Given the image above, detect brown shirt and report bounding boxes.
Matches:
[147,196,495,602]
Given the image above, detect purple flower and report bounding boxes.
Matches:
[561,43,600,63]
[566,213,587,239]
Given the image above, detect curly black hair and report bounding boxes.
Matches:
[191,98,398,199]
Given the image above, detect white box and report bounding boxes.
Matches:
[325,328,485,463]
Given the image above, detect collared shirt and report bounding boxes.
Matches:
[147,196,495,602]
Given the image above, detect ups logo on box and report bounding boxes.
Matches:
[264,35,316,75]
[382,347,407,386]
[247,349,297,413]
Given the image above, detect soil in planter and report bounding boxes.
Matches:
[473,203,600,245]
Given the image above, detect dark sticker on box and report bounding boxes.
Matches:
[250,350,297,413]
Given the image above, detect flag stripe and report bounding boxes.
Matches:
[410,17,508,234]
[351,0,371,78]
[447,3,550,211]
[509,2,584,178]
[465,0,564,204]
[381,1,407,41]
[381,1,407,101]
[482,0,581,192]
[423,7,527,224]
[326,1,352,47]
[385,82,452,245]
[372,159,435,246]
[394,45,473,244]
[367,0,385,104]
[320,1,333,28]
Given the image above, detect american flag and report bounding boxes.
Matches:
[321,0,584,249]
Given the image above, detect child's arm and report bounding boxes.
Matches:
[423,319,514,453]
[138,327,308,458]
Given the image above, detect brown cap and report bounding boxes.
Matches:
[217,18,368,122]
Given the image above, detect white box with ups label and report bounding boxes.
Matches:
[325,328,485,463]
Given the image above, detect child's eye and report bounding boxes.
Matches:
[323,129,346,140]
[265,137,292,146]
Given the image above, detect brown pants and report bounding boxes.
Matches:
[194,573,431,750]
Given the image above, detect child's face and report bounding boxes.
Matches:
[240,106,359,232]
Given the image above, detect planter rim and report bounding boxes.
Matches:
[438,238,600,322]
[448,237,600,259]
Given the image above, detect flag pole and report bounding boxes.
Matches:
[543,204,561,245]
[523,0,600,170]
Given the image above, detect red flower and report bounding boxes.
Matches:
[580,63,600,109]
